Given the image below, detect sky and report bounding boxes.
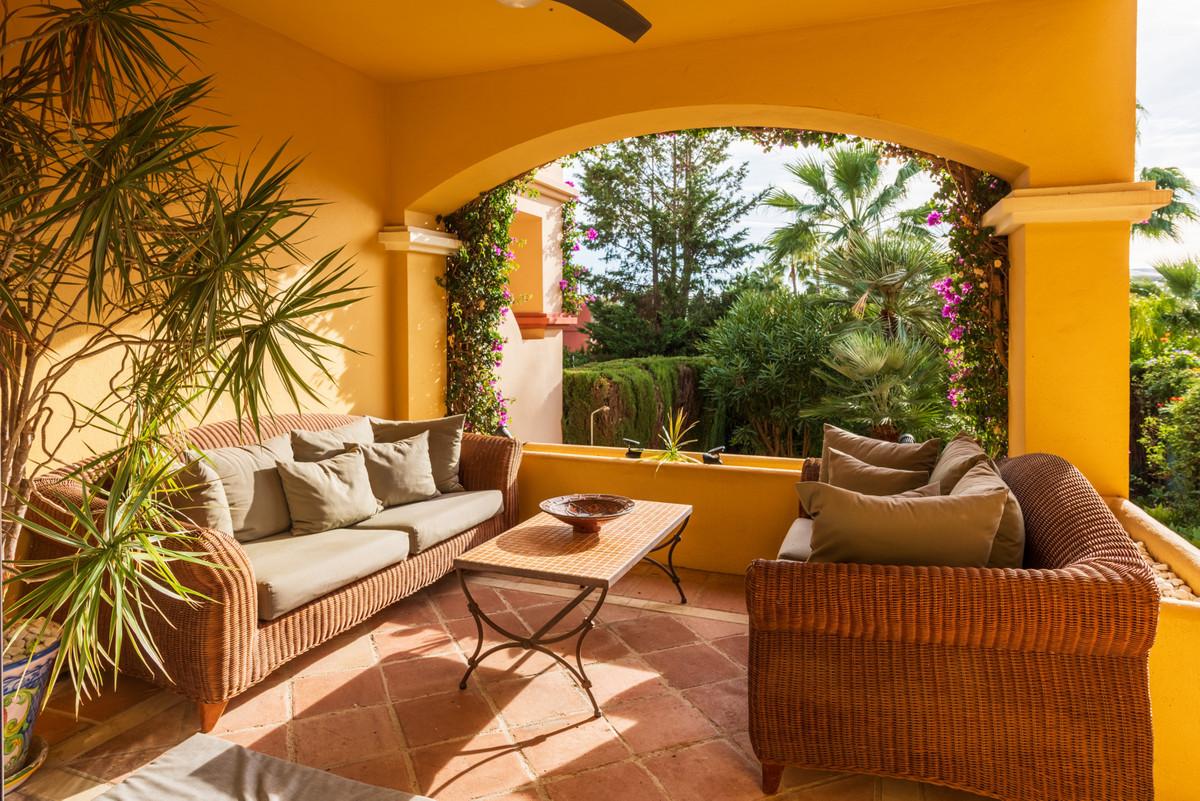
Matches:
[567,1,1200,280]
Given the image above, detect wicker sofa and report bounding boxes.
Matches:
[29,413,521,732]
[747,452,1160,801]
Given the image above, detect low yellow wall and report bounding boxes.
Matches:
[517,443,807,575]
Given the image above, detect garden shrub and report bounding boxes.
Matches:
[562,356,724,450]
[1144,380,1200,543]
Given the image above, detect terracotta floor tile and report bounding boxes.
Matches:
[410,731,532,801]
[544,626,631,664]
[32,708,88,746]
[327,751,418,793]
[486,669,593,728]
[395,688,500,747]
[292,667,388,719]
[76,701,193,759]
[544,761,668,801]
[694,574,748,614]
[607,615,698,654]
[447,612,560,680]
[643,739,762,801]
[605,692,716,754]
[642,642,742,689]
[513,715,629,777]
[374,595,440,629]
[610,572,686,605]
[383,651,471,700]
[210,679,289,734]
[801,773,881,800]
[434,584,508,621]
[291,632,378,677]
[47,677,161,722]
[713,634,749,669]
[291,705,403,769]
[593,602,643,624]
[515,601,596,634]
[373,622,456,663]
[682,677,748,732]
[582,658,669,707]
[497,587,564,609]
[919,784,992,801]
[217,723,289,760]
[780,764,848,792]
[879,777,926,801]
[682,615,747,641]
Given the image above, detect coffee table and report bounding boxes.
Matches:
[453,500,692,717]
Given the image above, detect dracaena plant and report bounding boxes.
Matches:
[0,0,362,702]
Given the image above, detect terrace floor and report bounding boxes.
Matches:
[16,566,987,801]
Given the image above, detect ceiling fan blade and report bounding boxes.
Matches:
[555,0,651,43]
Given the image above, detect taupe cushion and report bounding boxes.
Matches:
[241,527,411,620]
[930,434,989,494]
[291,418,373,462]
[952,461,1026,568]
[797,481,1006,567]
[353,433,440,508]
[371,415,466,493]
[277,450,381,536]
[778,518,814,561]
[826,448,930,495]
[819,424,940,482]
[204,435,293,542]
[169,456,234,536]
[352,490,502,553]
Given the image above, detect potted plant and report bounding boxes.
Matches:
[0,1,361,787]
[652,409,700,470]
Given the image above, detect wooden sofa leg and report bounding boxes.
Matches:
[197,700,228,733]
[761,762,784,794]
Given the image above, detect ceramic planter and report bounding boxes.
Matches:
[3,621,61,782]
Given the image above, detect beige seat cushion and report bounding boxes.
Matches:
[777,518,814,561]
[819,424,940,482]
[797,481,1006,567]
[205,435,293,542]
[277,450,381,536]
[371,415,466,493]
[952,461,1026,568]
[291,418,373,462]
[242,528,411,620]
[352,490,502,553]
[354,433,440,507]
[826,448,930,495]
[929,434,989,494]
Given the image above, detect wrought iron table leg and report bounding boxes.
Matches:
[642,516,690,604]
[457,569,607,718]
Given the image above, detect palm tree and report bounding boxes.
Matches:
[762,144,927,262]
[819,232,948,341]
[1134,167,1198,241]
[1154,256,1200,302]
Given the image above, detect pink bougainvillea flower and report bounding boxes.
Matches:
[926,210,944,226]
[491,244,503,255]
[559,279,569,290]
[586,227,598,241]
[586,294,597,303]
[949,325,965,342]
[572,242,581,252]
[491,340,504,352]
[505,251,515,261]
[565,180,575,187]
[502,289,513,301]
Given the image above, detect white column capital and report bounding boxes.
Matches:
[982,181,1172,235]
[378,225,461,256]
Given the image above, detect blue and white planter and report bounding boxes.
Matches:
[3,620,61,777]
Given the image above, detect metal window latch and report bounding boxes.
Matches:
[703,446,725,465]
[623,438,643,459]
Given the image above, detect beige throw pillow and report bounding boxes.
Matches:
[951,461,1026,568]
[371,415,466,493]
[819,424,940,482]
[277,450,381,536]
[796,481,1007,567]
[291,418,374,462]
[351,432,440,507]
[168,455,234,536]
[826,448,930,495]
[204,435,293,542]
[929,434,989,494]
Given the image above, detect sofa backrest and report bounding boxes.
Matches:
[184,412,360,452]
[999,453,1147,574]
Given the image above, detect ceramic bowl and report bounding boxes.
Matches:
[539,494,635,533]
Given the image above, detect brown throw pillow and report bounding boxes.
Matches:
[951,461,1026,568]
[827,448,930,495]
[371,415,466,493]
[276,450,381,536]
[351,432,440,507]
[929,433,989,494]
[291,418,374,462]
[819,424,940,482]
[168,455,234,536]
[796,481,1007,567]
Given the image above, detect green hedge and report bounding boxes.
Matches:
[563,356,725,450]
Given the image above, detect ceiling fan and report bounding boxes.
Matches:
[495,0,651,43]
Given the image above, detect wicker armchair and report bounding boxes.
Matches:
[746,453,1159,801]
[28,413,522,731]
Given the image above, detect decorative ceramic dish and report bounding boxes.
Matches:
[540,494,635,533]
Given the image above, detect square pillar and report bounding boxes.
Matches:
[985,182,1171,497]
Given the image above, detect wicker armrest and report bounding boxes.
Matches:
[459,433,522,528]
[746,558,1159,658]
